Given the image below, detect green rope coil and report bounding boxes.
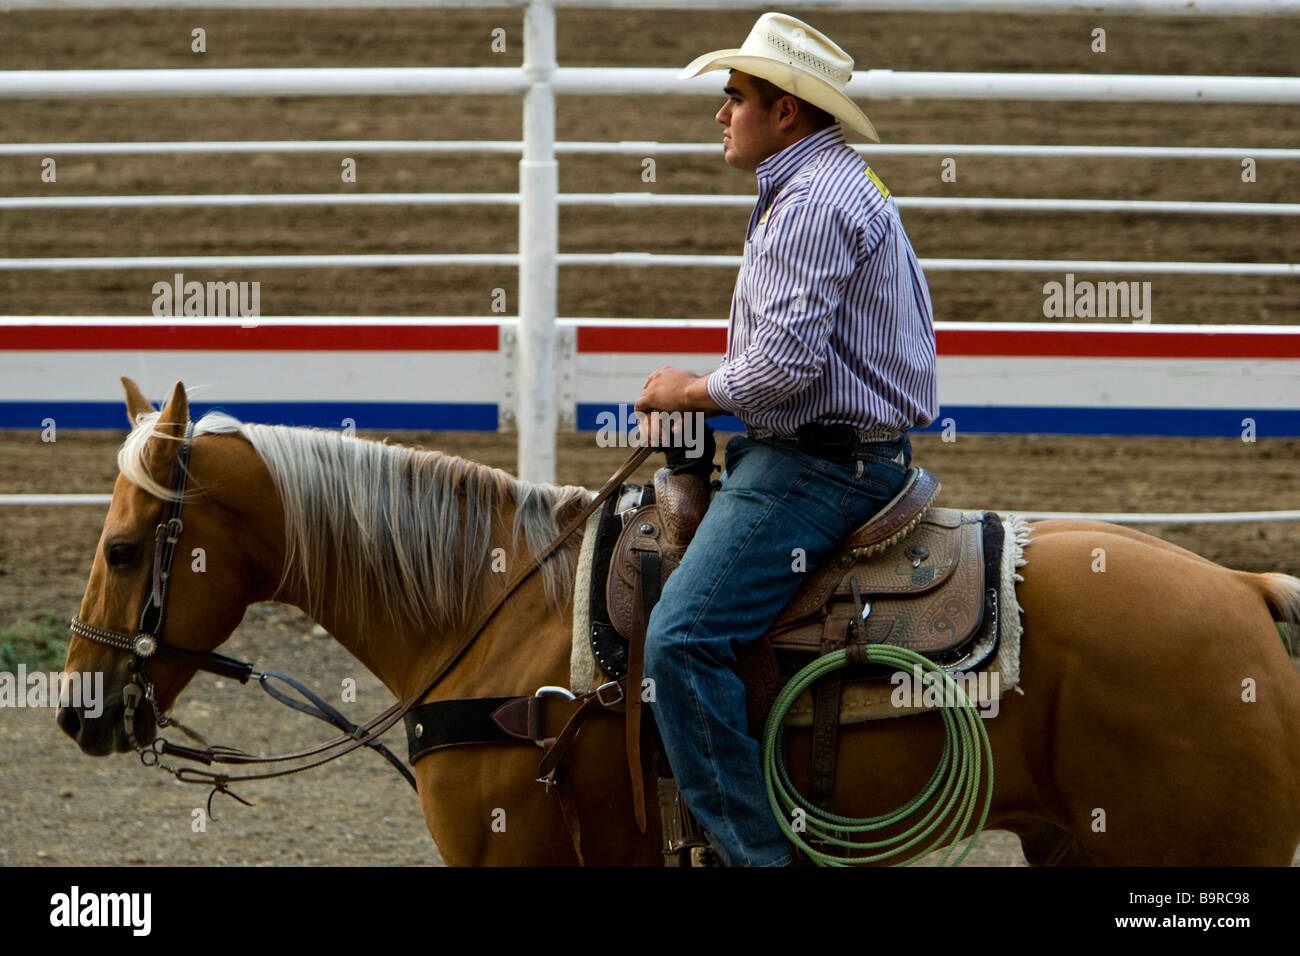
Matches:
[761,644,995,867]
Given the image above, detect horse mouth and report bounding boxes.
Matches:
[57,702,156,756]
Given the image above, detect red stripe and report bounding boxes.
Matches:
[5,323,1299,360]
[936,328,1300,359]
[577,325,1300,360]
[0,325,499,351]
[577,326,728,353]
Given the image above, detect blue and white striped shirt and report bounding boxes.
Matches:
[705,124,938,435]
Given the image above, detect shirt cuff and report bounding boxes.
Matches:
[704,367,740,416]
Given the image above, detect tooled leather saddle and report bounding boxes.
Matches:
[589,465,1004,811]
[591,468,1000,683]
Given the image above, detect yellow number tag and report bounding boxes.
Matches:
[864,165,891,199]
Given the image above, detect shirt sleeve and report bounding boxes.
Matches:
[706,200,857,416]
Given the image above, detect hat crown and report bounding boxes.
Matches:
[676,11,879,141]
[739,12,854,89]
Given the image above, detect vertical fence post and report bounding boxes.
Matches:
[517,0,558,483]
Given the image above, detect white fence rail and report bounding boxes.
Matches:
[4,68,1300,104]
[2,254,1294,275]
[5,193,1299,217]
[2,142,1298,161]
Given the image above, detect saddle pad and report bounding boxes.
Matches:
[570,505,610,697]
[569,510,1034,726]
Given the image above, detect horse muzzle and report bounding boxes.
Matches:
[57,692,157,756]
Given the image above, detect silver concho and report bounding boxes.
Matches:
[133,635,158,658]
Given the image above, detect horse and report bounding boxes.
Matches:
[57,378,1300,866]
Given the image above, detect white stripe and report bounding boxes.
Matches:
[0,351,501,403]
[938,356,1300,409]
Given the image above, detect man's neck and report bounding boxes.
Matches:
[755,123,844,187]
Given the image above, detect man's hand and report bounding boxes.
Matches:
[634,366,723,448]
[635,366,721,415]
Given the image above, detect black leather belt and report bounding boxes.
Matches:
[749,422,906,460]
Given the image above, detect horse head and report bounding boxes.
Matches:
[57,377,280,755]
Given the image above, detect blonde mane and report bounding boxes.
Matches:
[118,410,594,636]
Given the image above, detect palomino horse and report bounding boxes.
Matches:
[58,379,1300,866]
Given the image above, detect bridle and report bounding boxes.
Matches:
[69,418,651,811]
[71,422,254,741]
[69,419,401,804]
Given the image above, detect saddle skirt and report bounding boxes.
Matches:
[569,466,1030,728]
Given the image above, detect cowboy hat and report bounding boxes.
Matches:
[678,12,879,142]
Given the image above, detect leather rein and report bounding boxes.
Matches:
[70,419,652,809]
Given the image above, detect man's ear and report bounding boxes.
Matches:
[774,94,802,132]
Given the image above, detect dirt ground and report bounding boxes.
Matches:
[2,7,1299,867]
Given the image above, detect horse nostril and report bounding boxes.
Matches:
[57,705,82,739]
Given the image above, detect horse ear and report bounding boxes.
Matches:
[140,381,191,482]
[121,376,156,427]
[155,380,190,439]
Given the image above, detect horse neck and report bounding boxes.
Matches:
[275,491,579,704]
[423,504,583,703]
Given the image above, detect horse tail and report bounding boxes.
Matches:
[1254,572,1300,658]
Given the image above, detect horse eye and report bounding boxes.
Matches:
[106,541,138,568]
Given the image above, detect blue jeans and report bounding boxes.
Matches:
[644,433,912,867]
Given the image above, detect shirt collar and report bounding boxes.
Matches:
[755,123,845,194]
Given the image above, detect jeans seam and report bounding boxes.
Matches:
[681,649,744,861]
[672,460,817,867]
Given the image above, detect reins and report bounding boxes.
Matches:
[72,422,652,808]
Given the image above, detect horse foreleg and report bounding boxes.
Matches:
[415,747,586,866]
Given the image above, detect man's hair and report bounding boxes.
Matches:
[748,75,836,130]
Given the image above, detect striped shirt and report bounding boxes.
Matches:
[704,124,938,436]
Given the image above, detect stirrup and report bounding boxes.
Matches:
[656,769,722,867]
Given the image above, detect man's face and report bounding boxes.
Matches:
[715,71,785,173]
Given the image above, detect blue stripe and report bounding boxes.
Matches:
[6,400,1287,436]
[914,406,1300,437]
[579,402,1297,437]
[0,401,498,430]
[576,403,744,434]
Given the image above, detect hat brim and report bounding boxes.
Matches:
[679,50,879,142]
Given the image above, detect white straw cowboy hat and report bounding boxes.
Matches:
[679,12,879,142]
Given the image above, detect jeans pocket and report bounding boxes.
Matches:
[840,458,908,527]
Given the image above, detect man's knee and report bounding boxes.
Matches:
[644,601,733,688]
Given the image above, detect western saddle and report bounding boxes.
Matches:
[404,462,1004,865]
